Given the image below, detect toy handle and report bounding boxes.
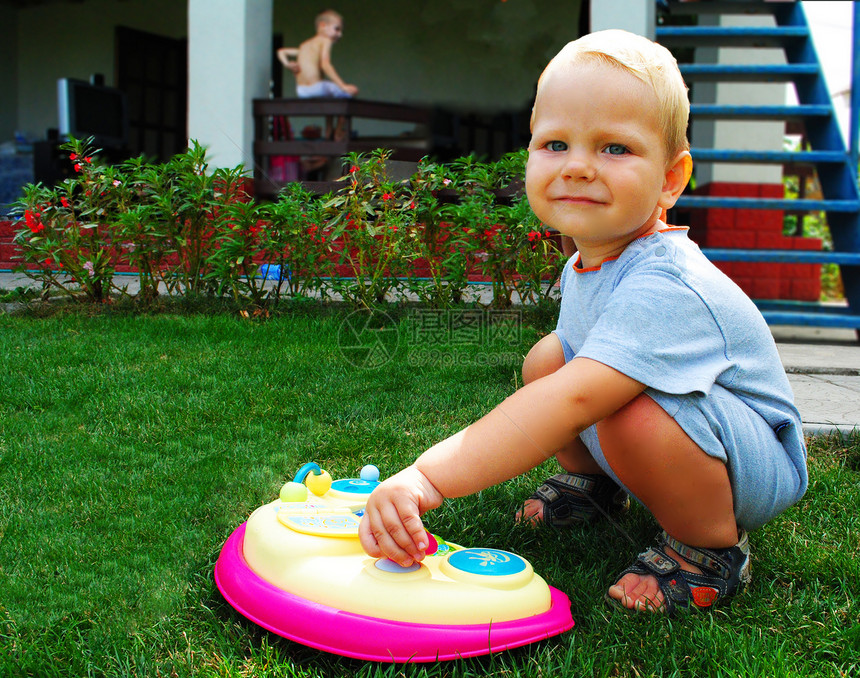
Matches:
[293,462,323,483]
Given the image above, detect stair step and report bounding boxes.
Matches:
[703,249,860,266]
[690,104,831,120]
[664,2,787,17]
[679,64,820,83]
[759,310,860,328]
[656,26,809,48]
[676,196,859,212]
[690,149,848,164]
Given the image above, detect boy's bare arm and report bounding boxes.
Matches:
[277,47,300,74]
[359,358,645,565]
[417,357,644,496]
[319,39,358,94]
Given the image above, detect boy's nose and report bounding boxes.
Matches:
[561,152,597,181]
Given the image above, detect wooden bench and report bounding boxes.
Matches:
[252,97,432,199]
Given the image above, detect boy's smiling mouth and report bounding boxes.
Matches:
[553,194,606,205]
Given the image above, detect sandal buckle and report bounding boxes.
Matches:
[638,548,679,575]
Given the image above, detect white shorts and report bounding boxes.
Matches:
[296,82,352,99]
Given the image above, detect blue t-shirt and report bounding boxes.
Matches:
[554,227,807,518]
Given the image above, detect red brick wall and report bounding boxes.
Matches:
[687,182,822,301]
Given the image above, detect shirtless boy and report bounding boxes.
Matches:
[277,9,358,99]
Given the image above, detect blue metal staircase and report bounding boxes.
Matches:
[656,1,860,332]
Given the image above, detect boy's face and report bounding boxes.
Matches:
[321,18,344,41]
[526,61,685,263]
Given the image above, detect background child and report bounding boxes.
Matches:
[277,9,358,100]
[358,29,808,615]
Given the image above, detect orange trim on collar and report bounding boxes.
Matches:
[572,224,689,273]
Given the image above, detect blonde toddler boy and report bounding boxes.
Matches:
[358,30,807,615]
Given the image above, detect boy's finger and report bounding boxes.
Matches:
[399,511,428,554]
[357,516,382,557]
[375,505,424,565]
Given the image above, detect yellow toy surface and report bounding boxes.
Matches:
[242,478,553,626]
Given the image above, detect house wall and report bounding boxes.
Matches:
[14,0,186,140]
[690,13,786,185]
[11,0,582,144]
[275,0,583,114]
[0,5,19,144]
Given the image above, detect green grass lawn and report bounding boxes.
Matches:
[0,305,857,677]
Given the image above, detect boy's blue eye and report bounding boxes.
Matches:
[604,144,628,155]
[546,141,567,152]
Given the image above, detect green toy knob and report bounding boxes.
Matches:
[279,481,308,502]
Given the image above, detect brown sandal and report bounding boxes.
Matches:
[522,473,629,527]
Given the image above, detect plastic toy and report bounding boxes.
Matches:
[215,462,574,662]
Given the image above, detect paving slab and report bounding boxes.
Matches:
[789,374,860,436]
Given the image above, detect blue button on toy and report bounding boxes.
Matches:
[331,478,380,494]
[375,559,421,574]
[447,549,526,576]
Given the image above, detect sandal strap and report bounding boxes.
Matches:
[663,532,734,580]
[530,473,626,526]
[616,531,752,615]
[534,473,602,498]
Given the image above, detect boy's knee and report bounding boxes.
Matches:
[522,333,565,385]
[597,393,663,456]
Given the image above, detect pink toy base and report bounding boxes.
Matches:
[214,522,574,662]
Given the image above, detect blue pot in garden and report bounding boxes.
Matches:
[259,264,291,281]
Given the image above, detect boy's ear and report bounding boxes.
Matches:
[658,151,693,210]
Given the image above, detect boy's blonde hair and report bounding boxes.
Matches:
[534,29,690,158]
[315,9,342,28]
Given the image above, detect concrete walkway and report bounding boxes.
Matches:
[772,326,860,436]
[2,270,858,437]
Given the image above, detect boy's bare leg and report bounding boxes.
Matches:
[598,394,738,611]
[517,333,738,611]
[516,334,605,522]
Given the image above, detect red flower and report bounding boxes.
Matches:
[382,192,394,201]
[389,225,398,232]
[349,165,359,173]
[409,201,416,210]
[527,230,542,242]
[84,156,92,164]
[74,163,82,173]
[69,153,77,161]
[61,196,71,208]
[24,209,44,233]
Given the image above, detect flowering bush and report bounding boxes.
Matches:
[323,149,416,308]
[14,138,123,302]
[401,158,472,306]
[264,182,336,299]
[11,140,565,310]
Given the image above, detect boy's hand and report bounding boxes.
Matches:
[343,84,359,96]
[358,465,444,567]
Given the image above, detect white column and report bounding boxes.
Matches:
[691,13,785,185]
[187,0,273,169]
[590,0,655,40]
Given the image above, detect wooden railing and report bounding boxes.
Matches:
[252,98,432,199]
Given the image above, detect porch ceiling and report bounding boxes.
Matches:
[0,0,130,6]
